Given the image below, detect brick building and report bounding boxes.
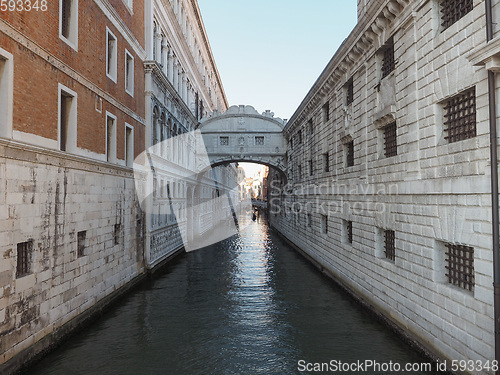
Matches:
[270,0,499,368]
[0,0,234,372]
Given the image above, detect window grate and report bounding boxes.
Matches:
[445,244,474,291]
[16,240,33,278]
[443,87,476,143]
[220,136,229,146]
[381,40,395,79]
[347,221,353,244]
[346,141,354,167]
[346,79,354,106]
[384,230,395,261]
[384,122,397,157]
[77,231,86,257]
[255,136,264,145]
[440,0,473,30]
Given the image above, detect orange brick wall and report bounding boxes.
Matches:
[0,0,145,158]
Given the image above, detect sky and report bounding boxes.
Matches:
[197,0,358,121]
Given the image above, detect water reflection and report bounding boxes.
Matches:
[26,216,433,375]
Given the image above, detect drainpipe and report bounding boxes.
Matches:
[485,0,500,370]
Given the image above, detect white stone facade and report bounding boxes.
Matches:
[143,0,237,265]
[270,0,497,369]
[0,140,145,367]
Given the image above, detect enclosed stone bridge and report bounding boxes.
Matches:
[199,105,287,175]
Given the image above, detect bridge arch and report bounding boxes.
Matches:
[199,105,288,176]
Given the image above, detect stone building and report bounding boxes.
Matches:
[270,0,498,367]
[0,0,234,372]
[142,0,234,263]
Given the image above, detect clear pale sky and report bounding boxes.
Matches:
[197,0,358,121]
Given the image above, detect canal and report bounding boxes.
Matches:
[26,215,435,375]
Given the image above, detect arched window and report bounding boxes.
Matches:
[160,113,166,157]
[153,106,159,150]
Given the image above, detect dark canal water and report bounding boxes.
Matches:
[26,216,436,375]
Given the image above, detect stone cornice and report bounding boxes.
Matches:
[467,35,500,71]
[0,138,137,175]
[286,0,410,130]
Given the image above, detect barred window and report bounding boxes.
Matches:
[384,122,397,157]
[255,136,264,145]
[440,0,473,30]
[346,141,354,167]
[220,136,229,146]
[384,230,395,261]
[16,240,33,278]
[322,215,328,234]
[323,152,329,172]
[443,87,476,143]
[381,38,395,79]
[77,231,86,257]
[445,244,474,291]
[345,78,354,106]
[114,224,121,245]
[346,220,353,244]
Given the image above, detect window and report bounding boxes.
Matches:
[297,129,302,144]
[345,220,353,244]
[0,48,13,139]
[345,78,354,106]
[77,231,86,257]
[321,215,328,234]
[16,240,33,278]
[255,136,264,145]
[381,38,395,79]
[308,118,313,135]
[106,112,117,162]
[346,141,354,167]
[307,213,312,227]
[125,50,134,96]
[384,230,395,261]
[60,0,78,50]
[114,224,121,245]
[106,28,118,82]
[443,87,476,143]
[125,124,134,167]
[440,0,473,30]
[297,164,302,180]
[323,152,329,172]
[220,136,229,146]
[322,102,330,122]
[59,84,77,153]
[383,122,397,157]
[309,159,313,176]
[445,243,474,291]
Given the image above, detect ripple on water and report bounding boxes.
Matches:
[25,218,434,375]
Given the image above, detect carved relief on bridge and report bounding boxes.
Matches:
[199,105,288,174]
